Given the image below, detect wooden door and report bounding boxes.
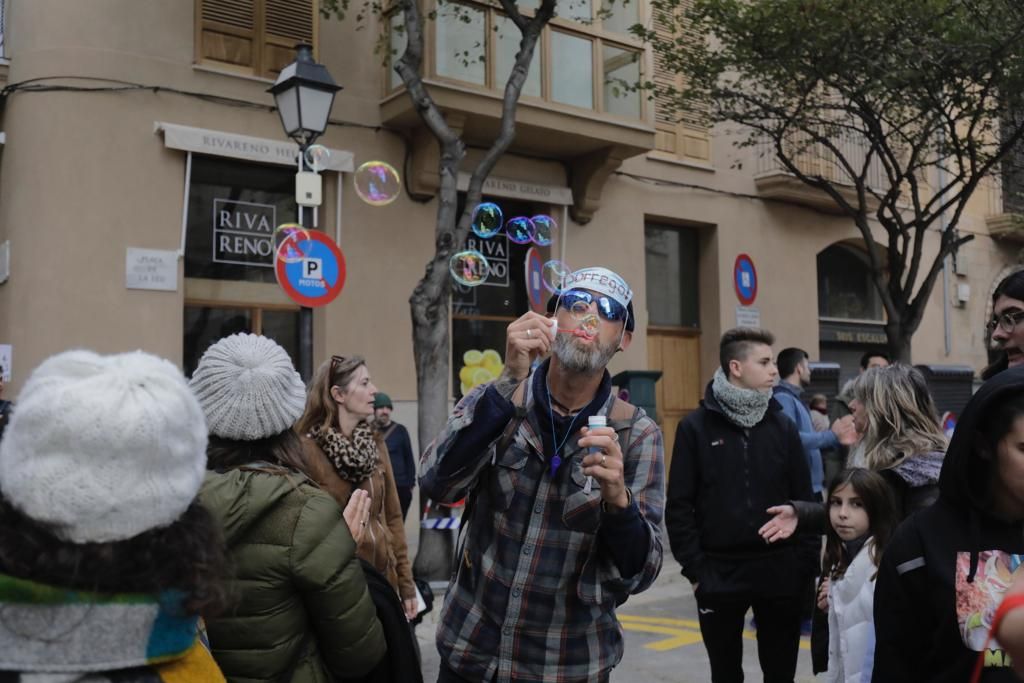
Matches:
[647,329,702,479]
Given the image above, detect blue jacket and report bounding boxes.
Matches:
[772,381,835,494]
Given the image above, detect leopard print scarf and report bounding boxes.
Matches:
[310,420,380,483]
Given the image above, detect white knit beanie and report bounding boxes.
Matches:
[189,333,307,441]
[0,350,208,544]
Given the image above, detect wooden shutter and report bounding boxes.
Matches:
[198,0,257,71]
[197,0,316,77]
[263,0,317,77]
[652,0,710,163]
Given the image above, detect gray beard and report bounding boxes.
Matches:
[553,331,617,374]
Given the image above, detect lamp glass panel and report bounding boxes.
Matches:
[297,86,335,134]
[275,87,301,136]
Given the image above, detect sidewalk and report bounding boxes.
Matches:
[413,552,817,682]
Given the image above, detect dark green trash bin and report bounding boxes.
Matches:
[612,370,663,421]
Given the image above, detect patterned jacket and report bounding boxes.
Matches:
[420,371,664,683]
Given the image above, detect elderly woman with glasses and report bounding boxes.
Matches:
[294,355,418,620]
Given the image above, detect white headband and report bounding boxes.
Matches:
[563,267,633,308]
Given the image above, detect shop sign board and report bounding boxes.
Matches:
[213,199,276,267]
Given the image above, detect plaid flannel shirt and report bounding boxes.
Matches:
[420,372,664,683]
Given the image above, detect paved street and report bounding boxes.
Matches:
[414,552,818,682]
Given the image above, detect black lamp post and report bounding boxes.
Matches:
[268,44,342,382]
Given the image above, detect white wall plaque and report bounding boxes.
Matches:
[126,248,178,291]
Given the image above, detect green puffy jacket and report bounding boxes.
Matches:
[200,468,386,683]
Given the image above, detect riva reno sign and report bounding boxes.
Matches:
[213,198,275,267]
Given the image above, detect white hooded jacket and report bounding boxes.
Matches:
[826,537,877,683]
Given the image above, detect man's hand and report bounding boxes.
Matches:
[501,312,555,382]
[343,489,372,543]
[579,425,629,510]
[758,504,798,542]
[831,415,858,446]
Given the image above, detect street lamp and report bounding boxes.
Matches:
[268,44,342,149]
[269,44,342,382]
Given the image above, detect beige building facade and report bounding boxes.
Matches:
[0,0,1018,457]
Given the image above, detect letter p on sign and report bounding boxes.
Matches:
[303,258,322,280]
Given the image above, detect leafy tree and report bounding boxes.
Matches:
[322,0,556,577]
[640,0,1024,361]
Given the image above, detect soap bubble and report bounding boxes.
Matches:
[569,300,591,319]
[542,259,572,293]
[506,216,535,244]
[579,314,600,336]
[471,203,503,239]
[274,223,311,264]
[450,250,490,287]
[354,161,401,206]
[531,215,557,246]
[304,144,331,172]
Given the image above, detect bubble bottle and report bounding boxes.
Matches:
[584,414,607,494]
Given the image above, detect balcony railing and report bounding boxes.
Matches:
[754,133,887,190]
[1,0,8,59]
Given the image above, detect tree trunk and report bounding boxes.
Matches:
[884,319,913,364]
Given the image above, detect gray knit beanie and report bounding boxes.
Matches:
[189,333,307,441]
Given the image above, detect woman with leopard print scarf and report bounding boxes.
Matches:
[291,355,417,620]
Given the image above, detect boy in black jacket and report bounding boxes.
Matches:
[666,327,818,683]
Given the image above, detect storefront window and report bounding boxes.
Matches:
[817,244,884,321]
[183,304,299,376]
[184,156,297,284]
[452,198,553,398]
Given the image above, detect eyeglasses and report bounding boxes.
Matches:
[987,311,1024,334]
[330,355,347,374]
[557,289,628,323]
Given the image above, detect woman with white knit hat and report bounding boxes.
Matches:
[0,349,227,681]
[190,333,385,682]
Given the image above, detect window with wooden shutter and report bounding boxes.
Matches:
[197,0,317,78]
[652,0,710,164]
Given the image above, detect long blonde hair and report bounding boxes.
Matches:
[295,355,366,436]
[852,364,947,471]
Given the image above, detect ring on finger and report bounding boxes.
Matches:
[601,454,607,466]
[527,328,533,338]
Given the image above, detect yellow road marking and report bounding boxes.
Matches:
[619,614,811,651]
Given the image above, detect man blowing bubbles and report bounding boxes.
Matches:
[421,267,665,683]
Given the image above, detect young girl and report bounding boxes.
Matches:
[820,468,897,683]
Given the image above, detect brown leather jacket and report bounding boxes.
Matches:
[296,432,416,600]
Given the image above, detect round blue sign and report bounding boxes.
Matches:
[734,253,758,306]
[275,231,347,307]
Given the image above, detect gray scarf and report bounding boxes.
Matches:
[711,368,771,428]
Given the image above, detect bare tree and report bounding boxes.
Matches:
[323,0,556,577]
[640,0,1024,360]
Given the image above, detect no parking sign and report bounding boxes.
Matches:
[275,230,347,307]
[734,254,758,306]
